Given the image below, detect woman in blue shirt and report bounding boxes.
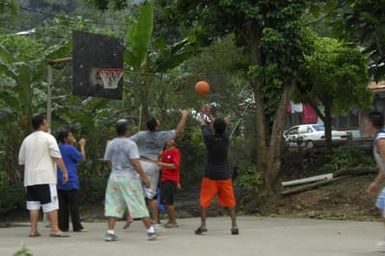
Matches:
[57,127,86,232]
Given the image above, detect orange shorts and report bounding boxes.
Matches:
[200,177,236,208]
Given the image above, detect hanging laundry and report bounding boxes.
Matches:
[302,104,318,124]
[290,101,303,113]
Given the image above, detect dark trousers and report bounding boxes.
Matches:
[58,189,83,232]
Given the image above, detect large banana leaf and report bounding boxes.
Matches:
[0,45,15,64]
[125,0,154,69]
[0,45,17,78]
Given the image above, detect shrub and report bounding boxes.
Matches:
[319,148,375,173]
[80,176,107,203]
[0,183,25,215]
[13,245,33,256]
[236,166,262,195]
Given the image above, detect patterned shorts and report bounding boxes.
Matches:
[104,175,149,219]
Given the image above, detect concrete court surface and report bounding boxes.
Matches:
[1,216,385,256]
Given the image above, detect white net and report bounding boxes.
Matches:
[99,68,124,89]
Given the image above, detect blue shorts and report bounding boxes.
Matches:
[376,188,385,212]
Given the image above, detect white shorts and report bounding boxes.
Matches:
[26,184,59,213]
[140,160,160,199]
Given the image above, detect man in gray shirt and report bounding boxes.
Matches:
[130,110,188,226]
[104,119,155,241]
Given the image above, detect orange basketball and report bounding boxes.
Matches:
[195,81,210,96]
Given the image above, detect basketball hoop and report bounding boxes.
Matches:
[98,68,124,89]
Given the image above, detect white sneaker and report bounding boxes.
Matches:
[377,240,385,252]
[147,231,157,241]
[153,224,165,234]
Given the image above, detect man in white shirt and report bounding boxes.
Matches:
[18,114,69,237]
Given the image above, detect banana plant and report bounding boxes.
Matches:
[124,0,196,128]
[0,39,71,131]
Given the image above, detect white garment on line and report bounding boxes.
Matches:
[290,101,303,113]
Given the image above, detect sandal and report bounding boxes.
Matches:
[194,227,208,235]
[164,223,179,228]
[28,232,41,237]
[50,231,70,238]
[231,228,239,235]
[74,229,88,232]
[123,219,134,230]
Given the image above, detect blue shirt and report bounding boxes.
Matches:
[57,144,83,190]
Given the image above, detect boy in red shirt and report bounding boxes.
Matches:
[157,139,181,228]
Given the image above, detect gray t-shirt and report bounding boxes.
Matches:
[129,130,176,160]
[104,138,140,179]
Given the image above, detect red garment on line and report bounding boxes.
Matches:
[302,104,317,124]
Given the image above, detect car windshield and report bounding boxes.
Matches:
[312,125,325,131]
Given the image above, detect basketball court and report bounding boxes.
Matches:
[0,217,383,256]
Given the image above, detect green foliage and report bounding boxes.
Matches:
[0,0,18,15]
[302,35,371,115]
[177,125,206,186]
[237,166,262,195]
[125,0,153,69]
[309,0,385,80]
[13,245,33,256]
[80,176,107,203]
[319,149,375,173]
[0,183,25,214]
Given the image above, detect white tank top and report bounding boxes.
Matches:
[374,129,385,172]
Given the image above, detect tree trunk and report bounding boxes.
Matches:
[252,85,268,178]
[248,22,294,194]
[248,23,269,186]
[324,104,333,149]
[264,82,295,194]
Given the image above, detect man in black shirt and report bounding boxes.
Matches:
[195,105,239,235]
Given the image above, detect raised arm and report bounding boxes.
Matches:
[78,138,86,160]
[175,110,189,136]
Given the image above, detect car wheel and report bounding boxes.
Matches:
[305,140,314,149]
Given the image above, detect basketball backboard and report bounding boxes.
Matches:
[72,31,124,99]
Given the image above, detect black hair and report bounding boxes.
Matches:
[368,111,384,129]
[116,119,130,136]
[213,118,227,135]
[57,127,71,144]
[32,114,46,130]
[146,118,158,132]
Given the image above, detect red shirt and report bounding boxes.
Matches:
[160,147,181,183]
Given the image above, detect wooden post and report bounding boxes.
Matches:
[44,64,53,225]
[47,64,53,133]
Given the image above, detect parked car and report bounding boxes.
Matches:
[283,124,349,148]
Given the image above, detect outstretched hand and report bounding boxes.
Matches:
[79,138,86,147]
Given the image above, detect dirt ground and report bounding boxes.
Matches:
[263,175,381,221]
